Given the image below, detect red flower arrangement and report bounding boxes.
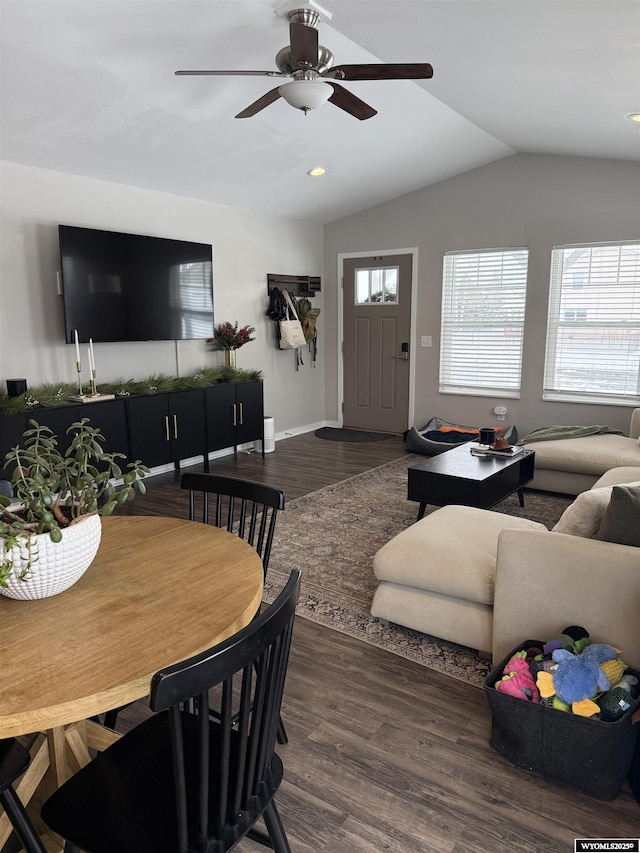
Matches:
[208,321,256,351]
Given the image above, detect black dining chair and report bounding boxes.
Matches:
[0,739,48,853]
[103,474,287,734]
[179,472,290,745]
[41,569,301,853]
[180,473,286,578]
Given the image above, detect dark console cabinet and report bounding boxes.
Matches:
[128,390,206,469]
[0,398,128,475]
[205,381,264,455]
[1,382,264,474]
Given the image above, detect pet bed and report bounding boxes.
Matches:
[405,416,518,456]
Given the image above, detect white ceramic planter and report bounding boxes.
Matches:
[0,514,102,600]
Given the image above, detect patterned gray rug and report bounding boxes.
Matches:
[264,454,574,687]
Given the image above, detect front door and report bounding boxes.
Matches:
[342,253,412,433]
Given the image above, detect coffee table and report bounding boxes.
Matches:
[407,442,535,520]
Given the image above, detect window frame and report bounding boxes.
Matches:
[543,241,640,406]
[439,246,529,399]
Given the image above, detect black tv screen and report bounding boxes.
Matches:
[59,225,214,343]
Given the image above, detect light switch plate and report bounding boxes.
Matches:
[421,335,432,348]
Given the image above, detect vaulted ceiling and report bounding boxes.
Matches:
[2,0,639,223]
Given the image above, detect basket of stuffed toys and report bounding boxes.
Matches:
[483,626,640,800]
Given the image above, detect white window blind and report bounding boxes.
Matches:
[543,242,640,405]
[439,247,529,397]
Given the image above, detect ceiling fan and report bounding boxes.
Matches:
[175,7,433,120]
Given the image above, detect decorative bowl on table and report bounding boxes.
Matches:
[0,515,102,600]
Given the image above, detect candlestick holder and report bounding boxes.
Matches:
[69,361,87,401]
[83,369,115,403]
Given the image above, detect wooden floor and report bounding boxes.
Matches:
[3,436,637,853]
[114,432,640,851]
[120,430,409,513]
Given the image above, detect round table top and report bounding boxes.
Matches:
[0,515,264,738]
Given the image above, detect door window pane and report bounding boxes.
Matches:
[356,266,399,304]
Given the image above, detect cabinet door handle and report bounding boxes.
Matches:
[232,404,237,427]
[239,403,243,425]
[164,416,170,442]
[173,414,178,440]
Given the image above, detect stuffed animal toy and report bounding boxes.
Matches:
[616,674,639,699]
[496,651,540,702]
[597,687,635,722]
[542,625,591,657]
[536,643,621,717]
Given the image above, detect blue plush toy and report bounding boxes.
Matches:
[537,643,619,717]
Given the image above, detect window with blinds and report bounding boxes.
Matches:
[439,247,529,397]
[543,242,640,405]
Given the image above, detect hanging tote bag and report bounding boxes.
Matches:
[279,290,307,350]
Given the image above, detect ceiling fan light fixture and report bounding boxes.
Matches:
[278,79,332,113]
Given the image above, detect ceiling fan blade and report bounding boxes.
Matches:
[289,21,318,69]
[325,63,434,81]
[235,86,282,119]
[175,69,285,77]
[328,82,376,121]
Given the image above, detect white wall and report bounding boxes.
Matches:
[323,153,640,436]
[0,161,325,434]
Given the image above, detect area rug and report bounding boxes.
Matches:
[314,427,396,442]
[264,454,574,688]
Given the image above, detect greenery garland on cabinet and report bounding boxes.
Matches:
[0,367,263,415]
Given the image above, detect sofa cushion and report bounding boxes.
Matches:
[372,505,545,605]
[524,434,640,475]
[552,486,615,538]
[593,468,640,489]
[594,484,640,546]
[552,479,640,538]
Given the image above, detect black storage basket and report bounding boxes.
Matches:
[484,640,640,800]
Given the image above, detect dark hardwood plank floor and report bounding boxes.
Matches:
[120,431,408,516]
[119,434,640,853]
[95,433,640,849]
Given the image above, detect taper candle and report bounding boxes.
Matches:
[89,338,95,373]
[87,346,94,374]
[74,329,80,363]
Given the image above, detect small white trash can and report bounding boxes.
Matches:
[254,416,275,453]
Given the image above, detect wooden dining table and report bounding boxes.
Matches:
[0,514,264,850]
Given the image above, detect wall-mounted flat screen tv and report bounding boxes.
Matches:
[59,225,214,343]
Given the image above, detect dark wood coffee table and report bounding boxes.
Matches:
[407,442,535,520]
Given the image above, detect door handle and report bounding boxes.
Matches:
[173,414,178,440]
[393,342,409,360]
[232,404,237,427]
[239,403,244,425]
[164,416,170,442]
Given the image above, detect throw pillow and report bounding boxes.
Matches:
[594,484,640,546]
[552,486,616,538]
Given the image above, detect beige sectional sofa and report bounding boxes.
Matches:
[371,465,640,669]
[525,408,640,494]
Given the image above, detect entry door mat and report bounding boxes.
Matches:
[314,427,396,442]
[264,455,573,687]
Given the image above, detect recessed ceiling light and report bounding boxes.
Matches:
[626,113,640,123]
[307,167,327,177]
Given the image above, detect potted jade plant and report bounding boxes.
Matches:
[0,418,148,600]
